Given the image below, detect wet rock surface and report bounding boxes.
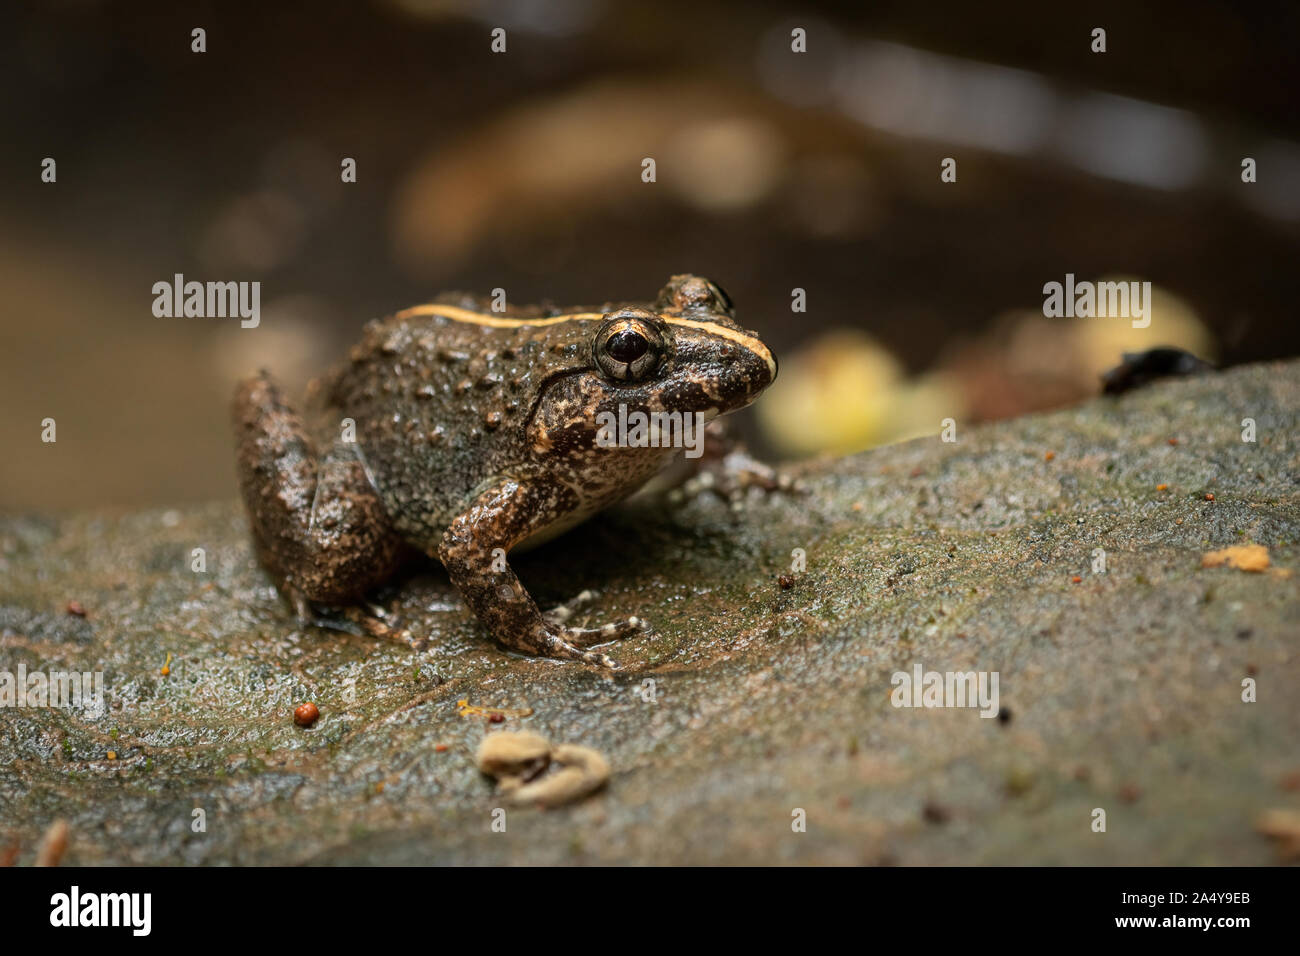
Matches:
[2,361,1297,864]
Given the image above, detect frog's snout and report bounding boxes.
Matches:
[745,335,778,391]
[722,335,778,409]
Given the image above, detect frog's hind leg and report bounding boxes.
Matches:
[232,370,407,622]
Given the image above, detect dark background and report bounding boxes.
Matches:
[2,0,1297,510]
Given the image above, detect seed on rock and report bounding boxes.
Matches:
[294,702,320,727]
[476,731,551,781]
[508,744,610,808]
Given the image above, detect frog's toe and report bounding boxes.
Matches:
[581,648,621,669]
[338,605,429,651]
[543,589,599,625]
[565,617,648,648]
[541,632,623,669]
[671,451,804,505]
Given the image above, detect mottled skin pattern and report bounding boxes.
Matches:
[232,275,777,667]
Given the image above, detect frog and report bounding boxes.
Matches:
[231,274,778,668]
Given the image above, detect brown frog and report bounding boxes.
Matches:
[232,274,778,668]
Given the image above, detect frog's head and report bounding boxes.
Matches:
[528,276,776,463]
[597,274,775,417]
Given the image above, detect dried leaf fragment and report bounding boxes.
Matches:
[1201,544,1270,572]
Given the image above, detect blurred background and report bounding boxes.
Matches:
[2,0,1298,512]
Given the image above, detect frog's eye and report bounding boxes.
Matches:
[594,315,669,383]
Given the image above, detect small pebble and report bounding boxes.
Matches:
[922,801,951,824]
[65,601,86,617]
[778,574,795,590]
[294,702,320,727]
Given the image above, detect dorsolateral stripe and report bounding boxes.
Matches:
[392,304,777,379]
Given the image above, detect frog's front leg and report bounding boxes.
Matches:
[438,479,645,668]
[232,371,407,615]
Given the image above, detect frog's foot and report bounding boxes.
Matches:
[671,447,804,506]
[665,419,802,506]
[539,620,647,669]
[542,589,599,626]
[291,594,428,652]
[535,615,648,669]
[349,605,429,652]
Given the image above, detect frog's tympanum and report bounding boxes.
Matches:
[232,275,777,667]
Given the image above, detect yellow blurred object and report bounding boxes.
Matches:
[757,330,966,456]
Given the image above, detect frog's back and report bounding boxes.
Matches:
[309,299,593,549]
